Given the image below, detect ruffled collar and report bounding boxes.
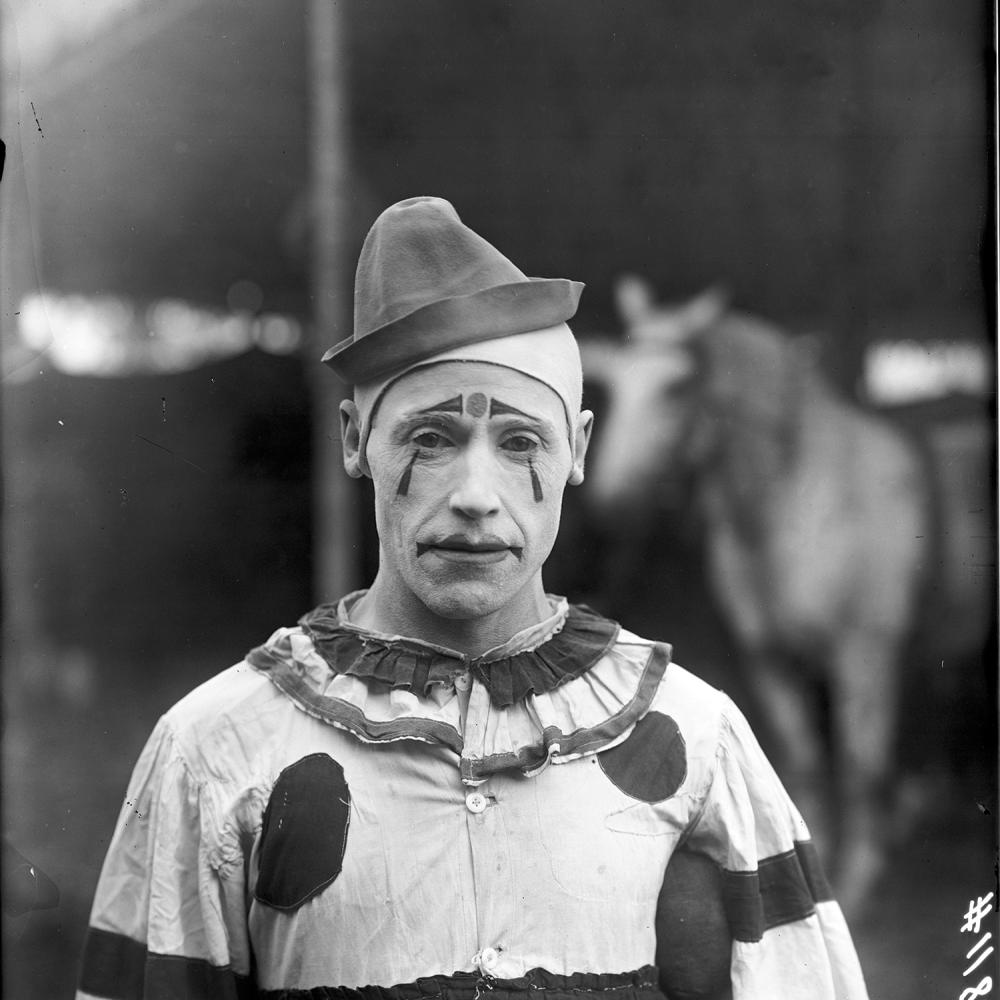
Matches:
[245,598,672,784]
[290,592,620,709]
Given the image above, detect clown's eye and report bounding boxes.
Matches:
[501,434,538,454]
[413,431,450,449]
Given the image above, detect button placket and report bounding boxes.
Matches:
[463,773,515,980]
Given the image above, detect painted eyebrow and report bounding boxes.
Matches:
[415,395,463,415]
[488,398,539,420]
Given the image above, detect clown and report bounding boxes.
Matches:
[78,198,869,1000]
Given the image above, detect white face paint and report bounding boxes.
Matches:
[342,361,592,645]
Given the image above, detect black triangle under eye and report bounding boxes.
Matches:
[528,458,543,502]
[397,451,419,496]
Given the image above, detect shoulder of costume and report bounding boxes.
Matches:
[614,624,732,744]
[156,648,297,780]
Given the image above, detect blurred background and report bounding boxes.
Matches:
[1,1,995,996]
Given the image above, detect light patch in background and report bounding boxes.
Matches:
[863,339,991,406]
[5,0,187,78]
[14,290,302,380]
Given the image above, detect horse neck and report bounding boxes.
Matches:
[692,318,814,536]
[694,410,786,542]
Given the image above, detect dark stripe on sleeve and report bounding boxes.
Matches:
[722,840,832,943]
[795,839,833,902]
[758,847,816,928]
[79,926,256,1000]
[721,871,765,942]
[80,927,146,999]
[145,952,256,1000]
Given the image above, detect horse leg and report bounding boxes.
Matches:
[748,656,831,852]
[827,627,900,917]
[704,521,830,852]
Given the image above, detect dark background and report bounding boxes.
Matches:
[2,2,995,997]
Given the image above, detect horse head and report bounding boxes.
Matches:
[582,276,728,517]
[584,276,818,522]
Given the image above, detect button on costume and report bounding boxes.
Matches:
[78,198,870,1000]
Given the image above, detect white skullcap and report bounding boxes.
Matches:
[354,321,584,469]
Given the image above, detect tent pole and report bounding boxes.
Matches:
[306,0,359,603]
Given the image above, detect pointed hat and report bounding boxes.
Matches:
[322,197,584,383]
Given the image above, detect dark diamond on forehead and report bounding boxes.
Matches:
[466,392,488,418]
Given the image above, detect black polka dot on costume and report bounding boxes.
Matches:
[656,849,732,996]
[255,754,351,910]
[598,711,687,802]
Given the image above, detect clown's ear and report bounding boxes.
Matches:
[568,410,594,486]
[339,400,369,479]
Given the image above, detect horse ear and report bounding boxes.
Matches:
[614,274,657,324]
[678,285,729,334]
[578,337,621,384]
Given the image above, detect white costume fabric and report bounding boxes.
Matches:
[78,595,869,1000]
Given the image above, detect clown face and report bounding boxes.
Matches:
[342,362,592,647]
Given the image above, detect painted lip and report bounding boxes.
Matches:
[417,534,522,561]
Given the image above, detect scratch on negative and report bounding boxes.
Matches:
[134,434,206,473]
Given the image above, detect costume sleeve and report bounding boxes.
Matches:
[684,697,869,1000]
[76,717,253,1000]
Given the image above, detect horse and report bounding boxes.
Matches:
[581,275,930,916]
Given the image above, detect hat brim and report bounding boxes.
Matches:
[322,278,584,384]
